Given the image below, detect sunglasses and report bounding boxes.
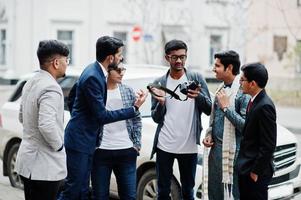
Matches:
[113,67,126,74]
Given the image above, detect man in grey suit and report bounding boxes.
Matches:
[16,40,70,200]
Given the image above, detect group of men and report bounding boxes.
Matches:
[15,36,276,200]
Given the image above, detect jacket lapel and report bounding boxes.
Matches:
[94,61,107,104]
[243,89,266,133]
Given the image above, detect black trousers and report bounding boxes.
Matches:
[21,176,62,200]
[239,174,272,200]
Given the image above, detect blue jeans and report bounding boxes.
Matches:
[91,148,138,200]
[156,148,197,200]
[58,148,93,200]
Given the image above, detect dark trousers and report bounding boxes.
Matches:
[58,148,93,200]
[20,176,61,200]
[239,174,272,200]
[91,148,138,200]
[156,148,197,200]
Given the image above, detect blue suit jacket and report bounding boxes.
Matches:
[64,61,137,154]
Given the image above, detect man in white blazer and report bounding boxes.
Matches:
[16,40,69,200]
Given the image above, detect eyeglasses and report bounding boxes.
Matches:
[49,57,70,65]
[167,55,187,62]
[66,57,71,65]
[239,78,248,83]
[114,67,126,74]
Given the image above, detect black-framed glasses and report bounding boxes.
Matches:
[167,55,187,62]
[239,78,248,83]
[114,67,126,74]
[66,57,71,65]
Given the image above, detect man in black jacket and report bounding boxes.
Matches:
[236,62,277,200]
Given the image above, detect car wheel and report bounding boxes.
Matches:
[7,143,23,189]
[137,168,181,200]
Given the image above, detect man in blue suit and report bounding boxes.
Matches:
[59,36,147,200]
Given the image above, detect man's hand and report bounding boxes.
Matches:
[133,146,140,153]
[202,135,214,147]
[250,172,258,182]
[134,89,148,108]
[150,87,166,105]
[187,85,201,99]
[216,89,230,109]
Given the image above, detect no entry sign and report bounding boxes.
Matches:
[132,26,142,42]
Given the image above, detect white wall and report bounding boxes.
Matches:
[0,0,247,79]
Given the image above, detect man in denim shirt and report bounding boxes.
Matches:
[203,50,250,200]
[91,62,142,200]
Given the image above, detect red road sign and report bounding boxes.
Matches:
[132,26,142,42]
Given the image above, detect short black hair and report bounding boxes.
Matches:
[96,36,124,62]
[241,62,268,88]
[37,40,69,67]
[214,50,240,75]
[164,39,187,55]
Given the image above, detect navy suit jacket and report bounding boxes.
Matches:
[64,61,137,154]
[236,89,277,177]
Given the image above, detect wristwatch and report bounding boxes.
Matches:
[223,107,228,113]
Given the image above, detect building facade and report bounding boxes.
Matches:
[0,0,299,82]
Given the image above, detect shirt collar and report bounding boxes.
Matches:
[40,69,56,81]
[223,82,233,88]
[251,90,261,102]
[97,61,108,78]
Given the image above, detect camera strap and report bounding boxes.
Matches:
[147,83,188,101]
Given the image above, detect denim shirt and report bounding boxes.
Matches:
[212,89,250,149]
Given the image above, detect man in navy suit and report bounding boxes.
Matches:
[59,36,147,200]
[236,63,277,200]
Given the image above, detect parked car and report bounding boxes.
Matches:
[0,64,300,199]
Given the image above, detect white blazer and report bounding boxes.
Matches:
[16,70,67,181]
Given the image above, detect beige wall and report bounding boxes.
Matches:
[245,0,301,78]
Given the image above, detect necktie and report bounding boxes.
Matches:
[223,83,232,88]
[247,100,253,112]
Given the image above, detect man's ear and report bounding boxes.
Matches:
[226,64,233,73]
[250,80,257,87]
[109,55,114,63]
[105,55,114,64]
[53,58,59,69]
[165,55,169,62]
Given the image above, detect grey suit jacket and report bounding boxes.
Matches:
[16,70,67,181]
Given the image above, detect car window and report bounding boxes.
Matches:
[8,80,27,102]
[124,77,157,117]
[57,76,78,111]
[9,75,155,116]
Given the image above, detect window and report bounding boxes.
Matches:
[8,80,27,102]
[209,35,222,66]
[58,76,78,110]
[57,30,73,65]
[273,35,287,61]
[0,29,6,65]
[113,31,127,62]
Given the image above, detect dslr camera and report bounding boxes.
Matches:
[179,80,199,95]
